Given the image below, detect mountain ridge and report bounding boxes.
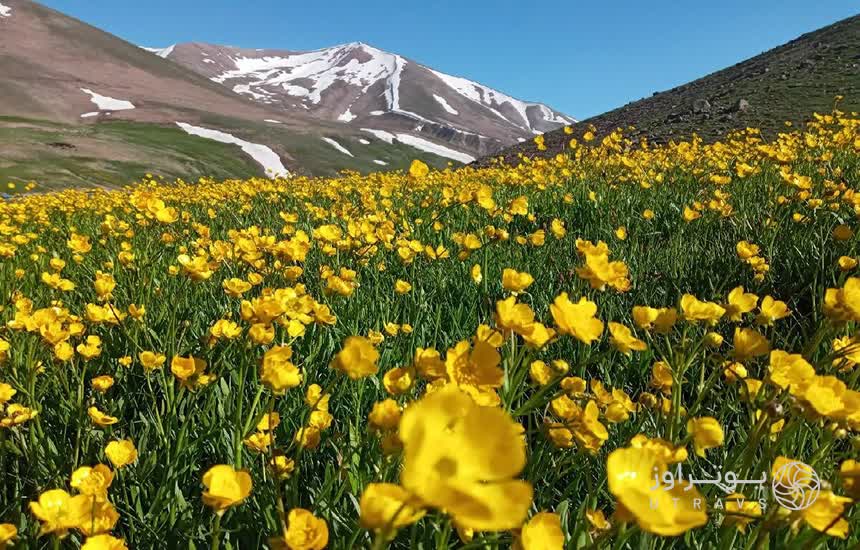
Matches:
[156,41,574,159]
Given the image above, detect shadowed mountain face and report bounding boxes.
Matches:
[159,42,575,158]
[474,14,860,167]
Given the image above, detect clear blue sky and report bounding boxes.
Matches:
[38,0,858,119]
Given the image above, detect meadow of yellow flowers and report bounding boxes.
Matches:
[1,104,859,549]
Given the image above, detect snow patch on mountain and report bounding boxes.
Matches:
[539,104,573,124]
[373,160,388,166]
[429,69,574,131]
[358,138,370,145]
[80,112,100,118]
[433,94,458,115]
[142,45,176,58]
[175,122,289,177]
[360,128,396,144]
[322,137,353,157]
[394,134,475,163]
[337,107,356,123]
[0,3,11,17]
[213,43,399,106]
[264,119,282,124]
[80,88,135,111]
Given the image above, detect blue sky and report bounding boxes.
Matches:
[39,0,858,119]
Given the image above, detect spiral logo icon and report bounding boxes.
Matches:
[771,461,820,511]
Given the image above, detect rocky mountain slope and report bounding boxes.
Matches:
[474,13,860,167]
[156,42,574,159]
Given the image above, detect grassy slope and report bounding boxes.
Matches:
[476,13,860,166]
[0,114,462,191]
[0,117,262,190]
[198,113,457,177]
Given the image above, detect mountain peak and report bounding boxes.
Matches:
[162,40,573,158]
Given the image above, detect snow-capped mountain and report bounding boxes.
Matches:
[156,42,575,158]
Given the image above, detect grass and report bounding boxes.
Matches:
[0,117,264,190]
[0,110,858,548]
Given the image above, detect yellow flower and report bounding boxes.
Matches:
[444,339,504,406]
[725,286,758,321]
[75,496,119,536]
[686,417,724,457]
[801,375,848,416]
[736,240,760,259]
[839,459,860,498]
[330,336,379,380]
[88,406,118,427]
[105,440,137,468]
[270,453,296,480]
[201,465,252,513]
[382,367,414,395]
[650,361,673,394]
[139,351,166,372]
[519,512,564,550]
[642,209,655,220]
[608,322,646,354]
[606,446,706,536]
[680,294,725,324]
[223,278,252,297]
[802,490,852,538]
[823,277,860,322]
[550,293,604,344]
[359,483,426,532]
[93,271,116,300]
[756,295,791,325]
[260,346,302,393]
[76,335,103,360]
[394,280,412,294]
[368,399,402,431]
[470,264,482,284]
[575,252,631,292]
[243,431,273,452]
[279,508,328,550]
[29,489,88,535]
[767,350,815,393]
[508,196,529,216]
[399,385,532,531]
[682,206,701,222]
[305,384,331,411]
[839,256,858,271]
[71,464,114,498]
[408,159,429,179]
[0,382,16,404]
[171,355,199,381]
[81,534,128,550]
[833,224,854,241]
[0,524,17,547]
[614,226,627,240]
[495,296,536,335]
[91,375,114,393]
[257,412,281,432]
[502,268,534,294]
[732,327,770,361]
